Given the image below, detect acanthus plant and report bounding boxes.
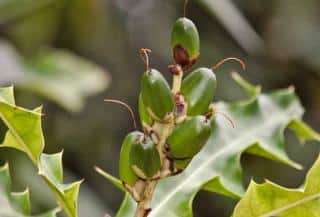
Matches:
[1,1,320,217]
[96,1,320,217]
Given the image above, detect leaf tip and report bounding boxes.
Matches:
[288,85,295,92]
[288,160,303,170]
[231,71,261,96]
[295,163,304,170]
[94,166,103,174]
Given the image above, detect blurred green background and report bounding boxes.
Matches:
[0,0,320,216]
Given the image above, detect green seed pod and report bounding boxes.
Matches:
[181,67,217,116]
[119,131,143,186]
[173,158,192,170]
[171,17,200,69]
[130,136,161,179]
[167,116,211,159]
[138,94,153,128]
[141,69,174,121]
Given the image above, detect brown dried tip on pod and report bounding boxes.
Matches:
[171,0,200,70]
[212,57,246,71]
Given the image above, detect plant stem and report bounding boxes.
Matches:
[172,69,183,95]
[134,121,173,217]
[134,67,184,217]
[134,181,157,217]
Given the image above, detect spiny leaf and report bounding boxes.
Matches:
[102,73,320,217]
[288,119,320,144]
[11,189,31,215]
[0,86,15,104]
[39,152,82,217]
[0,87,81,217]
[0,163,60,217]
[0,89,44,164]
[233,154,320,217]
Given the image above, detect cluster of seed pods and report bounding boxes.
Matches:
[110,2,244,215]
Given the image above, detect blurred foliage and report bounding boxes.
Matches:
[0,0,320,217]
[0,0,109,112]
[23,48,109,112]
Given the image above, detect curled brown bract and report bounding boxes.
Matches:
[212,57,246,71]
[139,48,152,72]
[104,99,137,130]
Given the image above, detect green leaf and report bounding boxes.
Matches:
[288,119,320,144]
[94,166,125,192]
[0,86,15,104]
[0,88,44,164]
[116,193,137,217]
[109,73,319,217]
[0,163,60,217]
[230,72,261,98]
[11,189,31,215]
[0,87,82,217]
[39,152,82,217]
[233,154,320,217]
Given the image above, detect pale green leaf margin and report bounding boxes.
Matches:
[0,86,82,217]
